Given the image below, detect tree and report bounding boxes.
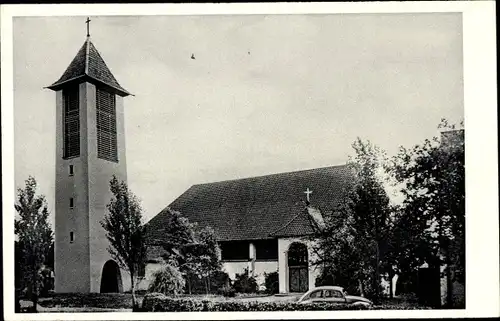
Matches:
[311,199,367,295]
[155,208,223,294]
[388,120,465,305]
[310,139,392,302]
[183,226,222,294]
[349,139,392,302]
[154,207,196,293]
[15,176,53,312]
[155,207,197,264]
[101,176,147,311]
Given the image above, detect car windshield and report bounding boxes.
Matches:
[310,290,322,298]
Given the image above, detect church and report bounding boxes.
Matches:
[47,23,356,294]
[42,19,465,308]
[144,165,356,293]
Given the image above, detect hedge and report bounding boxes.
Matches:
[142,293,428,312]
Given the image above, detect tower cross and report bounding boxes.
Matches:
[86,17,91,37]
[304,188,313,203]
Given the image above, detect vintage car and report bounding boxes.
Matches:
[296,286,373,308]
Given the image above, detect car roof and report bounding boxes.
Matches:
[311,286,344,291]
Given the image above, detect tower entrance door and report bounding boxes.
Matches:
[100,260,123,293]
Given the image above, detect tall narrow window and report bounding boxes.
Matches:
[69,165,74,176]
[70,232,74,243]
[69,197,74,208]
[63,87,80,158]
[96,87,118,162]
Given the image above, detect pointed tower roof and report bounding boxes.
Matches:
[47,37,131,96]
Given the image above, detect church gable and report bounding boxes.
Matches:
[146,165,355,243]
[269,206,319,238]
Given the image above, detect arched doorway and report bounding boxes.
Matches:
[100,260,123,293]
[288,242,308,292]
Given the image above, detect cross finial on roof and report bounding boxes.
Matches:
[304,188,313,204]
[86,17,91,37]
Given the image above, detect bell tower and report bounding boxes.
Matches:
[47,24,131,292]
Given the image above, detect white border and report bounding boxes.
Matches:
[2,2,498,320]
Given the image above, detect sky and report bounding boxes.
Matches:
[13,13,464,225]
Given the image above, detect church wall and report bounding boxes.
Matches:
[138,260,279,291]
[278,238,290,293]
[222,261,248,280]
[87,85,129,292]
[254,261,278,289]
[54,85,91,293]
[136,262,164,291]
[120,267,132,292]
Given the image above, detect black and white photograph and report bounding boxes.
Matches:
[1,2,498,319]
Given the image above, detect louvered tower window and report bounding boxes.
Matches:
[63,87,80,158]
[96,87,118,162]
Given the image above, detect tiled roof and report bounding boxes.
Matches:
[47,37,130,96]
[146,165,355,242]
[146,245,167,263]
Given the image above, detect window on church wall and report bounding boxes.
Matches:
[63,87,80,158]
[288,242,308,267]
[96,87,118,162]
[220,240,249,261]
[254,239,278,260]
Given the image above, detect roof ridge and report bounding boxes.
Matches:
[85,37,90,74]
[192,164,349,187]
[145,184,198,225]
[87,40,121,85]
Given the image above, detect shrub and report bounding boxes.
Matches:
[38,293,135,309]
[264,271,279,294]
[142,292,169,312]
[148,265,185,296]
[39,267,54,297]
[211,270,231,291]
[142,295,432,312]
[217,284,236,297]
[142,297,368,312]
[233,268,258,294]
[185,270,231,294]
